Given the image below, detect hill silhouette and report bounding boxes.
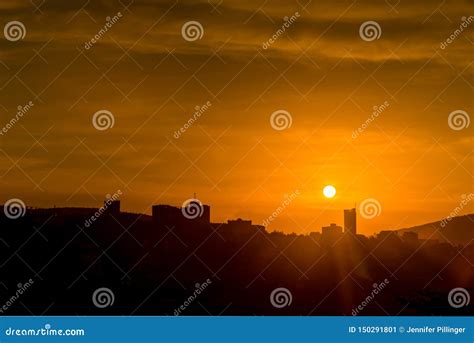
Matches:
[397,214,473,245]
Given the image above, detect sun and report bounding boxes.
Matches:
[323,185,336,198]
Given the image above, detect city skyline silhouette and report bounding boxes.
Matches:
[4,196,473,241]
[1,198,473,316]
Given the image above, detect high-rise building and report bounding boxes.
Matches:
[344,208,356,235]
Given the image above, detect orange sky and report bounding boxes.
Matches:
[0,0,472,235]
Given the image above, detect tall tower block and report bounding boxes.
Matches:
[344,208,357,235]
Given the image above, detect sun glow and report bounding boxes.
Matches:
[323,185,336,198]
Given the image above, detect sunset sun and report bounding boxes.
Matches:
[323,185,336,198]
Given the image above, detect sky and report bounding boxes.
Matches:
[0,0,472,235]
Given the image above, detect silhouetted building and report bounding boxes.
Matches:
[181,200,210,224]
[201,205,210,223]
[322,223,343,235]
[322,223,343,242]
[105,200,120,215]
[344,208,356,235]
[224,218,264,235]
[228,218,252,226]
[152,202,211,226]
[152,205,182,226]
